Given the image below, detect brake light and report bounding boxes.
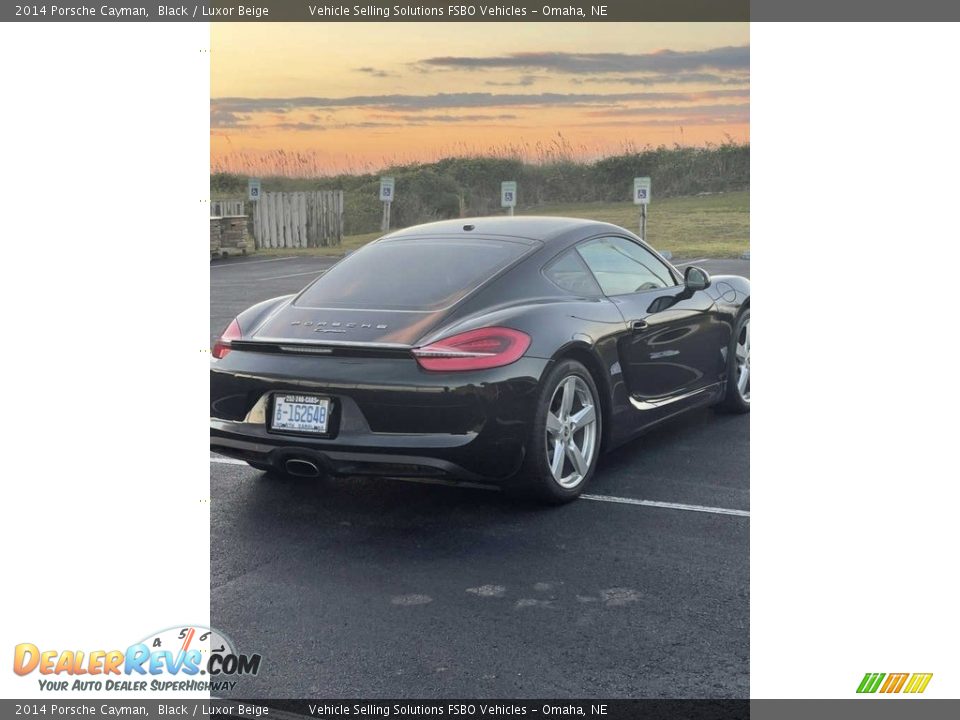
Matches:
[413,327,531,371]
[212,318,242,359]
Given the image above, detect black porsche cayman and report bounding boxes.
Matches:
[210,216,750,503]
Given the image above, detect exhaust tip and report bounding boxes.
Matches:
[285,458,321,478]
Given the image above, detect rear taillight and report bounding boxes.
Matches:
[212,318,242,359]
[413,327,531,371]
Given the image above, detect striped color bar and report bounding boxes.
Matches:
[903,673,934,694]
[857,673,885,693]
[879,673,907,693]
[857,672,932,694]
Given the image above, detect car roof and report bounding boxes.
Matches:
[380,216,632,248]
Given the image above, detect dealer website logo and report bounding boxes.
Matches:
[856,672,933,694]
[13,625,261,693]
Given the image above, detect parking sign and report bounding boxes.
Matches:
[633,177,651,205]
[379,177,395,202]
[501,181,517,208]
[248,178,261,201]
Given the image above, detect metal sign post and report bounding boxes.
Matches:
[501,181,517,216]
[247,178,261,248]
[633,177,651,240]
[379,177,395,231]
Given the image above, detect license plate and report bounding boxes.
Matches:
[271,394,330,434]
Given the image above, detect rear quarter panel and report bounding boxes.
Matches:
[426,261,635,450]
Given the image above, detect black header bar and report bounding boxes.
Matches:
[2,700,960,719]
[13,0,960,21]
[7,0,960,22]
[5,1,747,22]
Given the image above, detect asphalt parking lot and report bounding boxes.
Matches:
[210,254,750,699]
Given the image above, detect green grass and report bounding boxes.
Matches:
[252,190,749,259]
[526,191,749,258]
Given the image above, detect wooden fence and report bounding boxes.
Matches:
[210,199,245,217]
[253,191,343,249]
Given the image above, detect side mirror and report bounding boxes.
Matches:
[684,265,711,291]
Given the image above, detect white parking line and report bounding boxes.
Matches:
[673,258,710,267]
[258,270,327,281]
[209,456,748,517]
[211,456,247,466]
[581,493,749,517]
[210,257,297,269]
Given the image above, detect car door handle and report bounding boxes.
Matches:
[632,320,649,332]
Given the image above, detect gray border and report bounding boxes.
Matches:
[7,0,960,22]
[1,700,958,717]
[2,1,748,23]
[752,0,960,20]
[753,699,960,719]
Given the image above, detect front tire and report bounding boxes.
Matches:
[517,359,602,504]
[718,308,750,413]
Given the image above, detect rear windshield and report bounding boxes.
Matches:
[295,237,532,310]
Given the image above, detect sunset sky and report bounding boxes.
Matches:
[211,23,749,175]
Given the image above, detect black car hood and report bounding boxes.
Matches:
[250,302,449,347]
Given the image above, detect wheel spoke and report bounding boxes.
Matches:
[550,440,565,479]
[560,377,575,419]
[569,404,595,432]
[738,365,750,393]
[736,343,748,361]
[566,440,588,476]
[546,412,563,437]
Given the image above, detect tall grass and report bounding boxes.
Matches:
[212,132,615,177]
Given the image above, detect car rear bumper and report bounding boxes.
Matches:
[210,352,550,482]
[211,424,495,482]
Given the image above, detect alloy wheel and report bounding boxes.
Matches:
[545,375,599,488]
[736,317,750,402]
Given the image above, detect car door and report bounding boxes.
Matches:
[576,236,723,409]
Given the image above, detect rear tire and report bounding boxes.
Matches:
[718,308,750,413]
[515,359,602,504]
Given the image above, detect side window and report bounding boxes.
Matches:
[544,249,603,296]
[577,236,675,296]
